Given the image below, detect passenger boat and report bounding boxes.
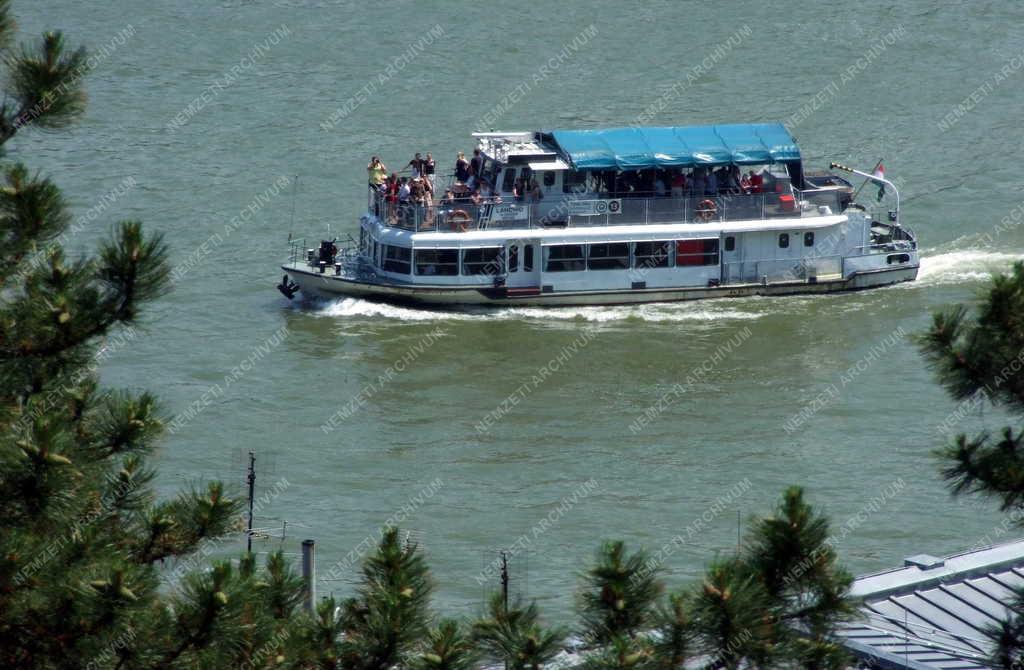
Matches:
[278,123,918,306]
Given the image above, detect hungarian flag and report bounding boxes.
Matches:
[873,165,886,202]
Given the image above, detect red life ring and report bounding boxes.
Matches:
[447,209,472,232]
[696,199,717,222]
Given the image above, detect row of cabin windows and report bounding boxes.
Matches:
[544,240,719,272]
[374,240,719,276]
[372,233,813,274]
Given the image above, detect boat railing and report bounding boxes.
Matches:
[722,254,844,285]
[372,189,844,233]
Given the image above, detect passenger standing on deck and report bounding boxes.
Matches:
[385,173,400,224]
[455,151,470,183]
[468,148,483,188]
[671,171,686,197]
[424,153,436,189]
[690,168,706,196]
[705,168,718,196]
[405,152,426,178]
[367,156,388,211]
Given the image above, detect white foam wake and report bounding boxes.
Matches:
[916,249,1022,285]
[311,296,765,324]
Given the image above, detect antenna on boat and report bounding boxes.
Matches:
[288,174,299,243]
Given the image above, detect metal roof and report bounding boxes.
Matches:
[548,123,801,170]
[838,538,1024,670]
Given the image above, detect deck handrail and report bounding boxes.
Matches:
[370,188,846,233]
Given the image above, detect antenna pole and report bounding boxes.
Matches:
[288,175,299,242]
[500,551,509,611]
[246,451,256,554]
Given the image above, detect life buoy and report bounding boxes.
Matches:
[447,209,472,232]
[696,199,717,222]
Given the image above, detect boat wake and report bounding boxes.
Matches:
[297,250,1020,324]
[914,249,1021,286]
[310,296,765,325]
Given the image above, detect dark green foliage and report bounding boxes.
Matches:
[413,619,478,670]
[0,3,310,667]
[650,592,693,670]
[329,528,435,670]
[472,593,565,670]
[578,540,663,643]
[2,29,88,140]
[579,634,652,670]
[919,262,1024,668]
[689,559,777,670]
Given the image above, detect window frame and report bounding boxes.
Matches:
[502,167,517,193]
[461,247,504,276]
[675,238,720,267]
[543,244,586,272]
[413,248,460,276]
[779,233,790,249]
[382,245,412,274]
[804,232,814,247]
[631,240,673,269]
[587,242,630,271]
[724,236,735,252]
[524,244,535,272]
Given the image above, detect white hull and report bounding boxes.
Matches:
[283,263,919,307]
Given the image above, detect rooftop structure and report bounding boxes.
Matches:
[838,539,1024,670]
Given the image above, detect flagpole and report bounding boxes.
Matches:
[829,162,901,225]
[851,158,883,201]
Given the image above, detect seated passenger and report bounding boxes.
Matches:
[528,179,544,202]
[722,165,742,195]
[441,189,455,205]
[749,170,764,194]
[410,177,425,205]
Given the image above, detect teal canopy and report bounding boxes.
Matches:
[548,123,800,170]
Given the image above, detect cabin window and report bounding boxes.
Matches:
[414,248,459,276]
[563,170,587,193]
[524,245,535,271]
[373,241,380,266]
[543,171,556,187]
[544,244,586,272]
[779,233,790,249]
[508,245,519,272]
[359,228,368,255]
[588,242,629,270]
[502,168,517,193]
[724,236,735,252]
[462,247,503,275]
[632,241,673,269]
[676,239,719,266]
[804,232,814,247]
[382,245,411,274]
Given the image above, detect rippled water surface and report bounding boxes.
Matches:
[24,0,1024,615]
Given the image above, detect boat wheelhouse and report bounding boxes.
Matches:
[279,123,918,306]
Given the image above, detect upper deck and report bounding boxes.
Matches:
[374,187,849,234]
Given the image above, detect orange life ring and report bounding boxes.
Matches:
[696,199,717,222]
[447,209,472,232]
